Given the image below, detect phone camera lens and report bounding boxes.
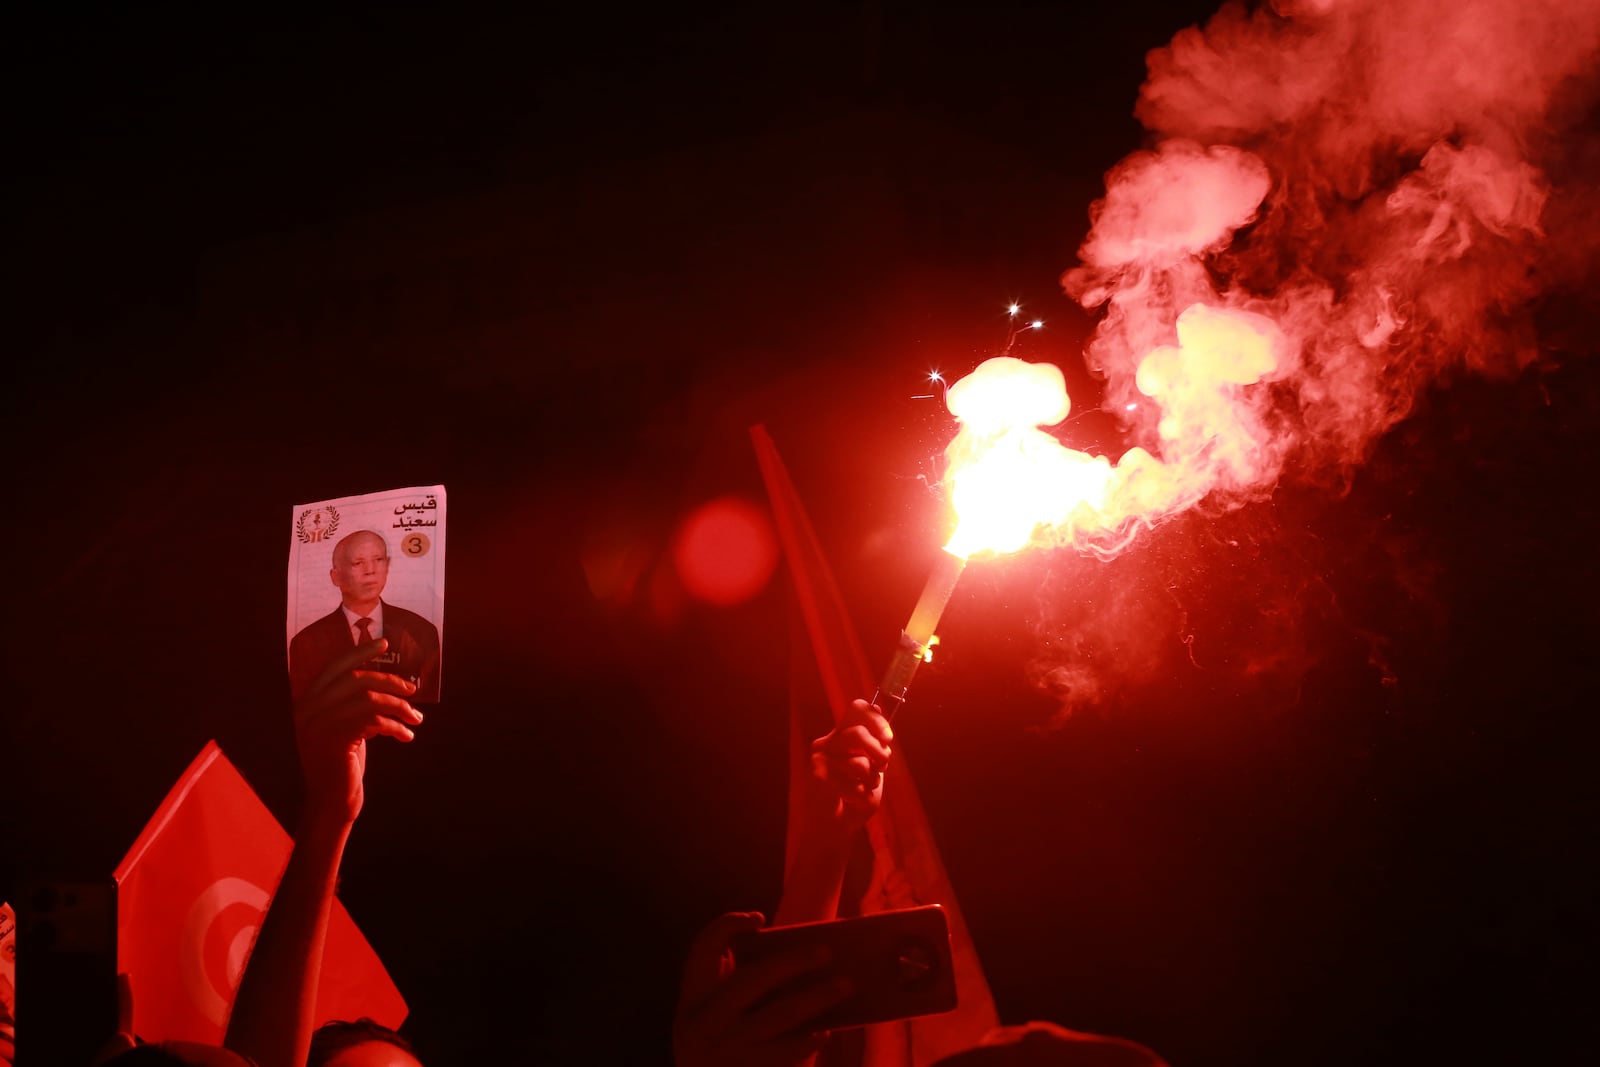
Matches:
[894,939,938,990]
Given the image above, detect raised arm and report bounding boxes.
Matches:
[223,639,423,1067]
[775,699,893,926]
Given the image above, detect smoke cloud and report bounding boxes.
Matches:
[1070,0,1599,487]
[1031,0,1600,713]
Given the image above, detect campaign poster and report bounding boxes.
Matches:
[287,485,446,702]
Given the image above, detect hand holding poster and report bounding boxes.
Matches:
[287,486,447,703]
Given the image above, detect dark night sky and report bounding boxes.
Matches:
[11,3,1599,1065]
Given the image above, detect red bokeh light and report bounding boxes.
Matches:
[672,496,779,606]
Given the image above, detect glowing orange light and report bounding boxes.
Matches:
[880,305,1289,712]
[942,303,1287,560]
[880,358,1104,710]
[942,357,1111,558]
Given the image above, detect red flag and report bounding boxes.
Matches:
[113,742,406,1044]
[752,425,999,1067]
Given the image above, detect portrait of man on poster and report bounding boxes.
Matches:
[289,529,441,703]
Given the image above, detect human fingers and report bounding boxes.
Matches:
[308,638,390,695]
[827,753,881,786]
[846,699,894,748]
[319,693,423,745]
[821,725,891,772]
[826,751,883,811]
[300,697,423,754]
[679,912,766,1010]
[301,673,423,728]
[361,714,417,744]
[306,668,417,710]
[710,943,834,1022]
[345,679,425,724]
[738,970,854,1044]
[295,666,416,734]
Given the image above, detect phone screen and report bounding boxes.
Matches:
[732,905,958,1031]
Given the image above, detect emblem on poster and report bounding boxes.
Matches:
[295,506,342,545]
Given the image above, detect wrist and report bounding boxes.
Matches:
[786,831,854,884]
[298,806,357,845]
[793,817,858,858]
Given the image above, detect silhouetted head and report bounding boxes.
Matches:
[308,1018,421,1067]
[930,1021,1167,1067]
[99,1044,255,1067]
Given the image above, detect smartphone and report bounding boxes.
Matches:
[731,905,958,1031]
[15,878,118,1064]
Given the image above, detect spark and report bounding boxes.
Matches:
[912,370,951,401]
[1001,307,1044,354]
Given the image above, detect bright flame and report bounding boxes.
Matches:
[943,358,1110,558]
[941,303,1289,559]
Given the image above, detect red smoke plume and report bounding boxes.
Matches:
[1025,0,1600,712]
[1070,0,1599,491]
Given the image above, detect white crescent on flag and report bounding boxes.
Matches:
[179,876,272,1027]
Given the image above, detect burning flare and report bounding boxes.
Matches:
[942,303,1289,561]
[887,0,1600,714]
[878,314,1289,713]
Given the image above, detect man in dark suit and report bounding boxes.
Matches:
[290,529,441,703]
